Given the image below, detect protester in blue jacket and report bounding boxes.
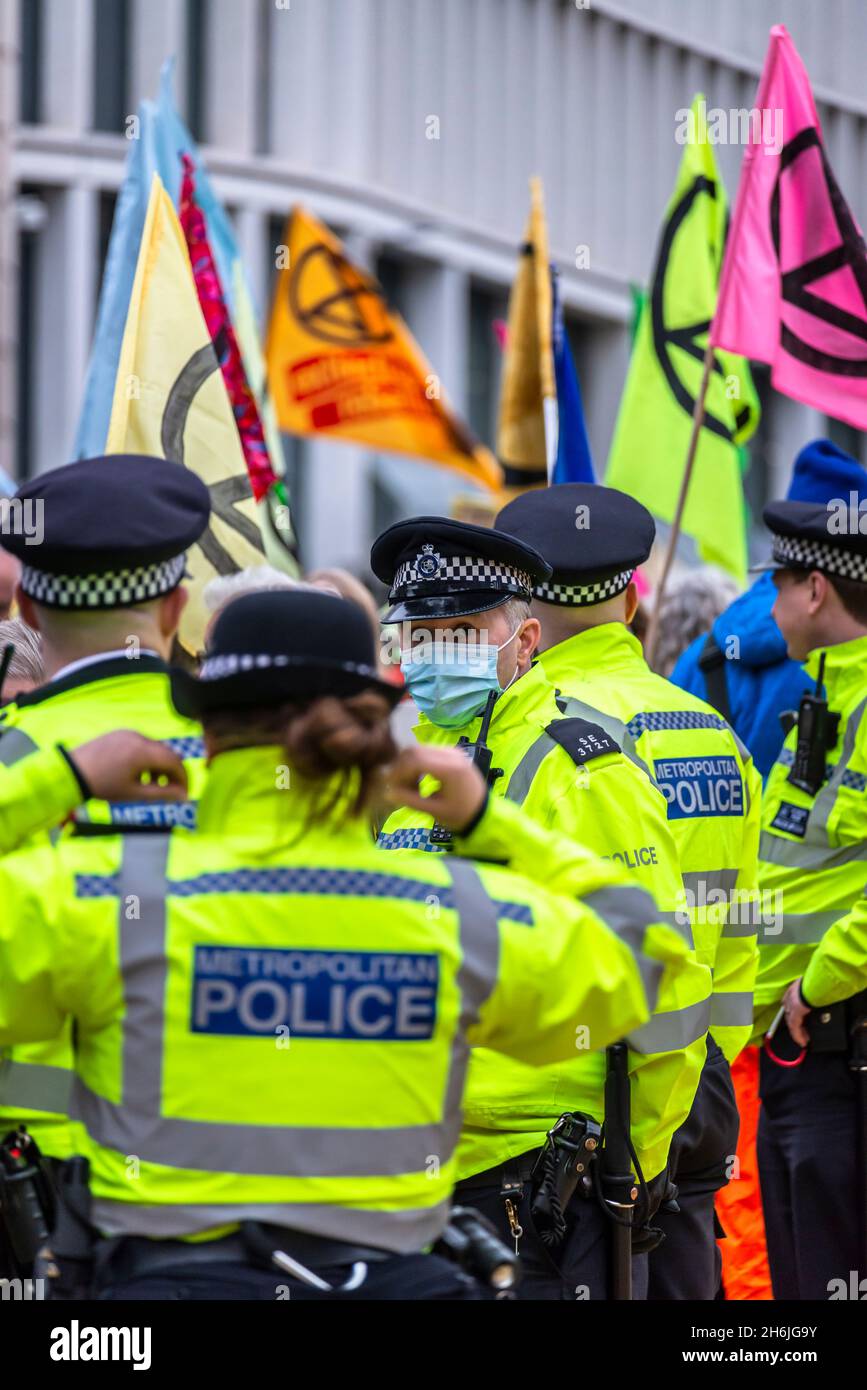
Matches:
[671,439,867,781]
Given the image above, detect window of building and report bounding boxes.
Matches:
[19,0,42,124]
[186,0,209,143]
[468,283,508,449]
[96,190,118,310]
[15,188,42,480]
[825,414,863,465]
[93,0,130,133]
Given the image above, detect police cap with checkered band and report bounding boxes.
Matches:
[171,589,403,716]
[753,498,867,583]
[370,515,551,622]
[1,454,211,610]
[495,483,655,607]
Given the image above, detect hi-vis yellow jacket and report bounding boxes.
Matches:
[0,654,206,1158]
[0,746,688,1250]
[378,659,711,1183]
[756,634,867,1033]
[540,624,762,1063]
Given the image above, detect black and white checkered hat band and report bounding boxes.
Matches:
[200,652,292,680]
[20,552,188,609]
[393,553,532,597]
[199,653,378,682]
[772,533,867,583]
[535,568,635,607]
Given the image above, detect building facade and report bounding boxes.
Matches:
[4,0,867,573]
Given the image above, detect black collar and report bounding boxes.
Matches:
[10,653,170,709]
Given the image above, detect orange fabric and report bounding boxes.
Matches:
[716,1046,773,1299]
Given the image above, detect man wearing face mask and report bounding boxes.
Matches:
[372,516,710,1301]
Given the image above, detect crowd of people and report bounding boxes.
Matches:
[0,439,865,1302]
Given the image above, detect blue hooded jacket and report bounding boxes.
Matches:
[671,440,867,780]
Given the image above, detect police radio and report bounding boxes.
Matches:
[428,690,503,846]
[787,654,840,797]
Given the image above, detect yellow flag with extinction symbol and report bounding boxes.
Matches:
[606,95,760,581]
[496,176,558,493]
[266,207,501,491]
[106,174,271,653]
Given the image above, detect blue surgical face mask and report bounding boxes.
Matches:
[400,625,521,729]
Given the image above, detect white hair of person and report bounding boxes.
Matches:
[0,617,43,684]
[651,566,741,678]
[203,566,314,616]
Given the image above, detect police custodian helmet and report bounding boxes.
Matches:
[171,589,404,717]
[1,454,211,610]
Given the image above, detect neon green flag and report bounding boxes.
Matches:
[606,94,760,581]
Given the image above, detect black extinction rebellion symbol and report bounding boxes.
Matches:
[160,338,264,577]
[771,126,867,377]
[651,175,753,442]
[288,243,394,347]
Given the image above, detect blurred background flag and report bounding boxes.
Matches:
[496,176,558,492]
[106,175,271,654]
[74,59,294,565]
[712,25,867,430]
[179,156,299,571]
[266,206,501,492]
[606,94,760,582]
[551,266,595,484]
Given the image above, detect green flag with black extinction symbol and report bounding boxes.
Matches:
[606,95,760,581]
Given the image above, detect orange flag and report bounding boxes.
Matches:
[266,207,501,491]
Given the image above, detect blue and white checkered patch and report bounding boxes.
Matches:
[377,827,442,853]
[627,710,729,739]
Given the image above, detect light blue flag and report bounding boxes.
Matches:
[75,59,247,458]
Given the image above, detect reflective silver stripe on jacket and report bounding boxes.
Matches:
[71,836,501,1180]
[681,868,757,939]
[555,695,655,783]
[583,886,664,1013]
[0,728,40,767]
[504,729,561,805]
[709,993,754,1029]
[627,996,710,1055]
[771,909,846,945]
[90,1195,453,1251]
[0,1059,73,1114]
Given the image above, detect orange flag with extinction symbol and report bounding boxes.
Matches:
[266,207,501,491]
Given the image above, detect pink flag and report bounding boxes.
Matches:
[712,25,867,429]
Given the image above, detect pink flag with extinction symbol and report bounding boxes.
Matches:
[712,25,867,429]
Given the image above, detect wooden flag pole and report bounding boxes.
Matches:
[645,339,716,668]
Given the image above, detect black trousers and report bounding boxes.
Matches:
[96,1251,479,1301]
[647,1036,740,1301]
[454,1153,614,1300]
[758,1040,860,1301]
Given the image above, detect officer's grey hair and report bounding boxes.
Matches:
[203,566,313,615]
[0,617,43,685]
[651,567,741,677]
[500,597,532,629]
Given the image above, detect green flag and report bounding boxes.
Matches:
[606,95,760,581]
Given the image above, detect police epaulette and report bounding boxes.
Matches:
[545,717,622,766]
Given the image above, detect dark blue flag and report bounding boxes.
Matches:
[551,267,595,484]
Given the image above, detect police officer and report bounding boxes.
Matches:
[496,483,762,1300]
[752,499,867,1300]
[0,589,684,1300]
[0,454,210,1169]
[371,515,710,1299]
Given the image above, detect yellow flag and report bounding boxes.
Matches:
[496,177,557,492]
[266,206,501,491]
[107,174,270,653]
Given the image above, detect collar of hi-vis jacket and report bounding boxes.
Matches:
[804,633,867,711]
[412,657,558,745]
[539,623,645,683]
[196,745,372,852]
